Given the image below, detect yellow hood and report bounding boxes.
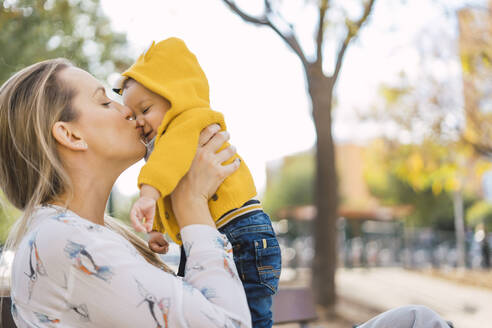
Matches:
[118,37,210,130]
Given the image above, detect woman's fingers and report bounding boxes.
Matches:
[203,130,230,153]
[219,158,241,181]
[215,145,237,164]
[198,124,221,147]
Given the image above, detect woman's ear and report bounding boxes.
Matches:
[52,121,88,151]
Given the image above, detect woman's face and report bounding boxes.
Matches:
[58,67,145,166]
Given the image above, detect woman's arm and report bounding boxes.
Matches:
[168,123,251,326]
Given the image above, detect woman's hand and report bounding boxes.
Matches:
[171,124,240,228]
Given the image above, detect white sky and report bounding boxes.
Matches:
[99,0,477,197]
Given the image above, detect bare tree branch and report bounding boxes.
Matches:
[222,0,311,72]
[315,0,329,68]
[222,0,269,24]
[332,0,376,83]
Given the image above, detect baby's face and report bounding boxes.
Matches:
[122,80,171,143]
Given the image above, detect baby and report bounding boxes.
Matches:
[113,38,281,327]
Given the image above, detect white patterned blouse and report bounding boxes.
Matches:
[9,205,251,327]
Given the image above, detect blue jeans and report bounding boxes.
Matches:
[219,211,282,328]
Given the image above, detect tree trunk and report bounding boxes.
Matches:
[453,189,466,268]
[309,71,338,307]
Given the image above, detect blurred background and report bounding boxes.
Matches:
[1,0,492,327]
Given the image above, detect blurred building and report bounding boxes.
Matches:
[265,143,410,223]
[266,143,413,268]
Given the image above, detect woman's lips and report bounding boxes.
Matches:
[141,130,154,143]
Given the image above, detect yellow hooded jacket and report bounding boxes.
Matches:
[118,38,257,244]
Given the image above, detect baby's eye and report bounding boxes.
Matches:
[142,106,151,114]
[102,101,111,107]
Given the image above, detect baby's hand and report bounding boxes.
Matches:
[148,231,169,254]
[130,196,156,233]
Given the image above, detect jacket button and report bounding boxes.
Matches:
[212,193,218,201]
[165,211,170,219]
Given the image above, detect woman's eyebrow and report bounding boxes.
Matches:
[92,86,105,98]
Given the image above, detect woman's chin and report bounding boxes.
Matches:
[136,142,147,160]
[127,141,147,164]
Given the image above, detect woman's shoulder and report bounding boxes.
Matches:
[22,206,131,257]
[15,207,102,262]
[10,207,89,301]
[11,206,134,300]
[14,207,120,276]
[32,206,105,232]
[18,207,106,253]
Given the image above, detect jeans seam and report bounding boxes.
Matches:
[260,281,277,294]
[230,225,273,239]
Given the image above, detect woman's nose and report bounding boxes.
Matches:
[114,102,136,121]
[136,116,145,127]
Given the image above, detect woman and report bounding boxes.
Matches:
[0,58,452,328]
[0,58,249,327]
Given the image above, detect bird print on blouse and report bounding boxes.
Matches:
[25,232,47,300]
[222,255,237,280]
[135,278,171,328]
[66,302,91,322]
[34,312,60,326]
[213,236,238,280]
[214,236,233,254]
[51,212,104,233]
[63,241,113,282]
[51,212,73,225]
[200,287,217,300]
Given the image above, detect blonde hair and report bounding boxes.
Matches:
[0,59,172,293]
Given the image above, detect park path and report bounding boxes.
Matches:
[335,268,492,328]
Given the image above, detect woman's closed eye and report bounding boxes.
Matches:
[101,97,113,107]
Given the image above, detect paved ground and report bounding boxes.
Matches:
[274,267,492,328]
[336,268,492,328]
